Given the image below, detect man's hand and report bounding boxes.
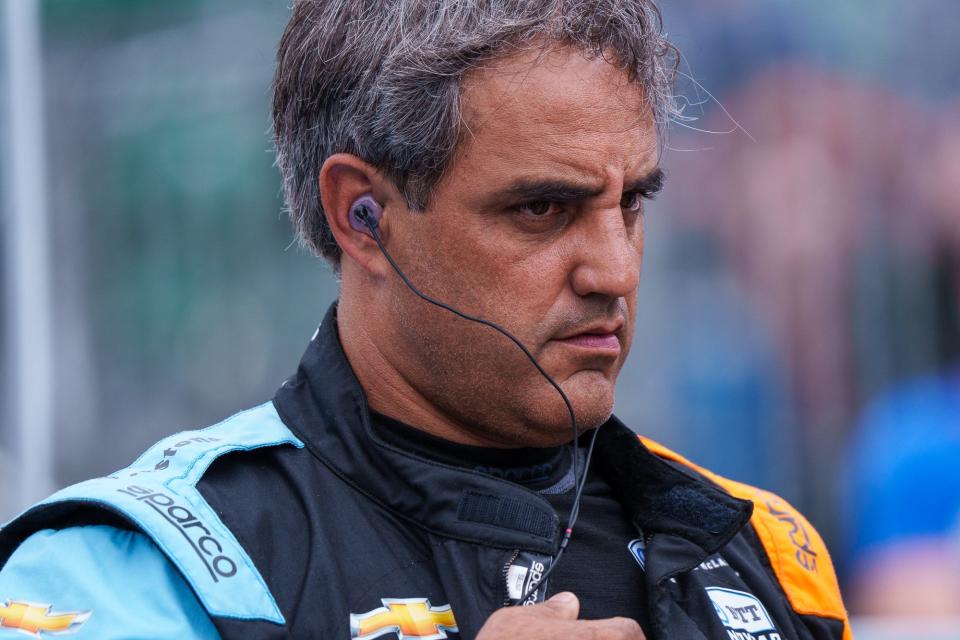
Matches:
[475,592,646,640]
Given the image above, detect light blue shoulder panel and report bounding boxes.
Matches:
[0,526,221,639]
[4,402,303,625]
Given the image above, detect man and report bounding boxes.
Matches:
[0,1,850,639]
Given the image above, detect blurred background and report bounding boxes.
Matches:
[1,0,958,634]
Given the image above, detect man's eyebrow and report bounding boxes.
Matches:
[625,167,665,195]
[501,179,604,203]
[500,167,665,203]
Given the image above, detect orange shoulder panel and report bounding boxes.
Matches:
[639,436,852,640]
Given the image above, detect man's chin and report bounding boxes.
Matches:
[536,370,616,443]
[567,367,617,406]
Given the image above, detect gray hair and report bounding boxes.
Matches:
[272,0,680,267]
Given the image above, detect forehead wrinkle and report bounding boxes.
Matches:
[468,108,652,175]
[467,95,654,166]
[465,81,648,143]
[512,115,658,177]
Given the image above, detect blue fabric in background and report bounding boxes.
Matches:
[845,369,960,562]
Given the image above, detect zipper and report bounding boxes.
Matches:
[500,549,520,606]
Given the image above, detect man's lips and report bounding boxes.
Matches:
[556,332,621,351]
[553,319,624,352]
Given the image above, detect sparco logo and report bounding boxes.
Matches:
[117,485,237,581]
[505,551,551,607]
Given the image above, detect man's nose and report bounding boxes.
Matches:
[569,209,643,298]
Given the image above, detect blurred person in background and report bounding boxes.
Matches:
[661,63,960,627]
[842,116,960,618]
[0,1,852,639]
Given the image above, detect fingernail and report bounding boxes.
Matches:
[551,591,576,604]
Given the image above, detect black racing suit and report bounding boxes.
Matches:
[0,304,851,639]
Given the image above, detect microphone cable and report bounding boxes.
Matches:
[355,205,601,603]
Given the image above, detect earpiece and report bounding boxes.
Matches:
[349,195,383,235]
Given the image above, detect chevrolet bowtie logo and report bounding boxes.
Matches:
[0,600,91,636]
[350,598,458,640]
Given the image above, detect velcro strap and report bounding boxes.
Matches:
[457,491,555,539]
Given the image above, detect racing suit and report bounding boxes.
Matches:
[0,305,851,639]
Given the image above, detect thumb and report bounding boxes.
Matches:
[540,592,580,619]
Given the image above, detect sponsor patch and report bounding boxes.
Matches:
[504,551,551,606]
[706,588,781,640]
[350,598,457,640]
[0,600,90,637]
[627,538,646,570]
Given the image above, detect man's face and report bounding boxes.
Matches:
[379,47,660,447]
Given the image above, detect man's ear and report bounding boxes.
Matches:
[318,153,396,275]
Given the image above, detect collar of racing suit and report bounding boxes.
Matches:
[272,303,754,559]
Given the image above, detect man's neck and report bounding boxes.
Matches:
[336,298,519,448]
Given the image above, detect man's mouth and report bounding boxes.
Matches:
[553,319,624,353]
[557,332,620,350]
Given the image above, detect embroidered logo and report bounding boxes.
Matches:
[757,490,818,573]
[0,600,90,637]
[350,598,458,640]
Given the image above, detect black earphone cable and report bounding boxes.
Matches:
[356,205,601,602]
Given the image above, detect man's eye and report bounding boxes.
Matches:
[620,191,648,213]
[518,201,556,217]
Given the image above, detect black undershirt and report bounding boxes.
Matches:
[371,413,649,627]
